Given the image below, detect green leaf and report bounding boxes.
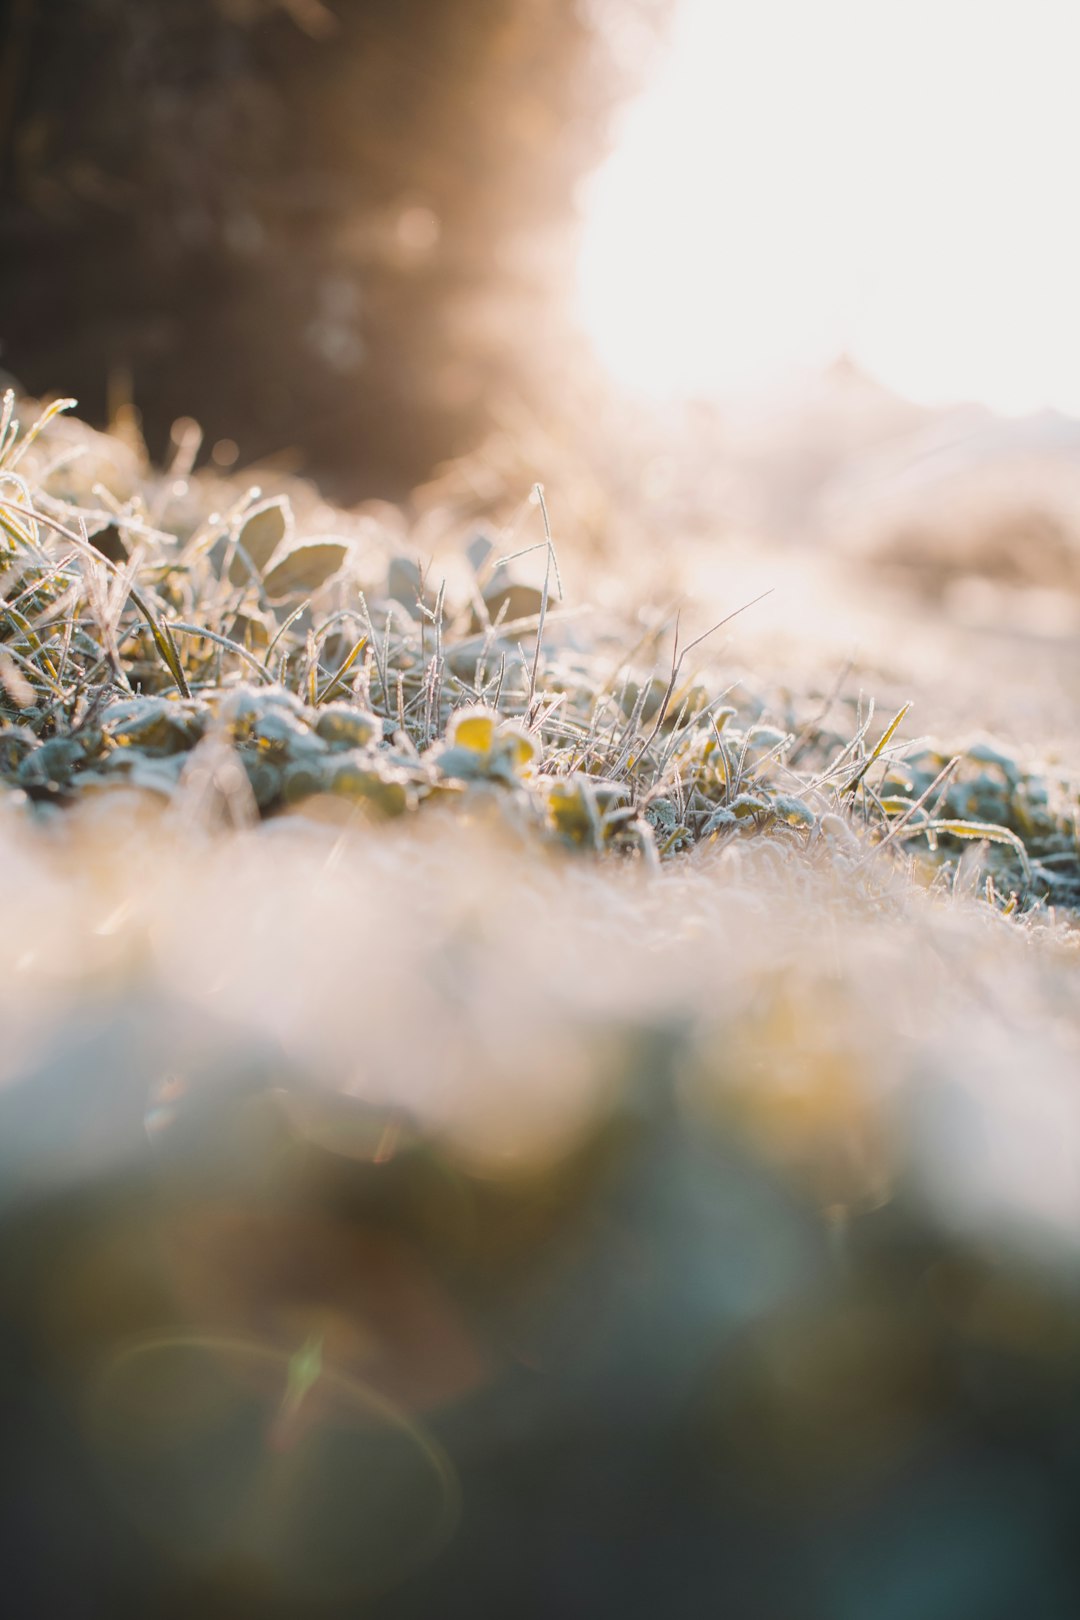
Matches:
[128,586,190,698]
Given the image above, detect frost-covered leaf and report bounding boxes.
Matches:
[329,756,410,816]
[17,737,82,789]
[315,705,379,748]
[387,556,423,611]
[772,794,816,827]
[104,696,203,755]
[263,541,349,598]
[494,722,537,772]
[252,708,319,754]
[480,582,544,625]
[702,805,737,835]
[282,758,329,803]
[731,793,770,818]
[228,499,291,584]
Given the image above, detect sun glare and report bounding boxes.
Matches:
[577,0,1080,414]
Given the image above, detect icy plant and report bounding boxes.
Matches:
[2,394,1074,907]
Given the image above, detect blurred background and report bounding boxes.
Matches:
[6,0,1080,643]
[0,0,668,497]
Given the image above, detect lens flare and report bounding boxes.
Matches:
[86,1333,460,1600]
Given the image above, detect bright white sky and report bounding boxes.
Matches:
[576,0,1080,414]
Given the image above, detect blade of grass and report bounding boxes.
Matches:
[315,634,368,705]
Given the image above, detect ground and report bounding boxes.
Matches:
[2,390,1080,1616]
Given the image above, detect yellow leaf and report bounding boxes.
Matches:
[450,709,496,754]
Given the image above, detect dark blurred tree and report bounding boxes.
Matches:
[0,0,667,498]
